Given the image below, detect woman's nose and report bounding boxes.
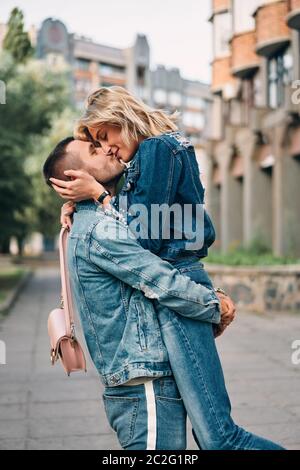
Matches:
[102,143,112,155]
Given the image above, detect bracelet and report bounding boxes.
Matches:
[214,287,227,296]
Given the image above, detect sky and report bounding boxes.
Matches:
[0,0,212,83]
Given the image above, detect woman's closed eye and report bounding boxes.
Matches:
[97,132,107,142]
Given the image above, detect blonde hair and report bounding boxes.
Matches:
[74,86,179,146]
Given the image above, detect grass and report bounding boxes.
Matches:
[206,249,300,266]
[0,267,28,312]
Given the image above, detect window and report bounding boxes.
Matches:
[154,89,167,105]
[168,91,182,107]
[75,58,90,71]
[267,46,293,109]
[241,79,255,108]
[239,78,255,124]
[99,63,125,77]
[138,87,150,102]
[233,0,260,34]
[136,65,146,86]
[253,70,264,108]
[100,82,115,88]
[185,95,205,109]
[75,79,92,93]
[214,11,232,57]
[183,111,204,129]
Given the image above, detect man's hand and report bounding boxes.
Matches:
[50,169,105,202]
[60,201,76,230]
[214,291,236,338]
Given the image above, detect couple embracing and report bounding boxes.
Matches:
[43,86,283,450]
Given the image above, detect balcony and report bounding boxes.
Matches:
[287,0,300,29]
[211,56,237,95]
[231,31,260,78]
[254,1,291,57]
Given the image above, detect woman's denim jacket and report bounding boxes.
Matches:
[113,131,216,262]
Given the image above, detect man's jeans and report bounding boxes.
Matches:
[102,376,187,449]
[157,258,284,450]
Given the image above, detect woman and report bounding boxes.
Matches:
[50,86,284,450]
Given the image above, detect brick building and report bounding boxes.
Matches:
[205,0,300,256]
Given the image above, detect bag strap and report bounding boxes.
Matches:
[59,227,75,337]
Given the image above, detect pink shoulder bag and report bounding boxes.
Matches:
[47,227,87,376]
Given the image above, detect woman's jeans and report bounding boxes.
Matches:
[156,257,284,450]
[102,376,187,450]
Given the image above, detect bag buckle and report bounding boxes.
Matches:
[70,323,75,340]
[50,348,57,365]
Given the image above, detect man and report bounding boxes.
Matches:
[43,137,225,450]
[44,138,283,450]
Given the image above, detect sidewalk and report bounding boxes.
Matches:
[0,267,299,450]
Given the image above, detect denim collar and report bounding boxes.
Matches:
[121,149,140,193]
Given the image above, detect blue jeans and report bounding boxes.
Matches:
[157,258,285,450]
[102,376,187,449]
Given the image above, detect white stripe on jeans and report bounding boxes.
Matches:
[144,380,157,449]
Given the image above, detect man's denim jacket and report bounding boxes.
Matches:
[112,131,216,262]
[68,201,220,387]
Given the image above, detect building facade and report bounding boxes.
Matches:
[206,0,300,256]
[31,18,210,147]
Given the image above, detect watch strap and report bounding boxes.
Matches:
[97,190,111,204]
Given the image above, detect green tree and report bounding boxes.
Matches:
[27,109,78,242]
[0,51,72,253]
[3,8,33,63]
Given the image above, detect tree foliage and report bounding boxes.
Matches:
[0,48,73,253]
[3,8,33,63]
[27,108,77,239]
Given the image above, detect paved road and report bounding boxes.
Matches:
[0,268,299,450]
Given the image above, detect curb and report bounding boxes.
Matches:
[0,270,33,316]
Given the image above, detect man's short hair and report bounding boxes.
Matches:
[43,136,77,186]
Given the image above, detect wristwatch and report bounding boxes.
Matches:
[97,190,111,204]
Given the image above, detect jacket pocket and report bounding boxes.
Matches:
[135,302,148,351]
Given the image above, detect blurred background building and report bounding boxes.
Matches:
[205,0,300,256]
[0,17,211,149]
[1,1,300,258]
